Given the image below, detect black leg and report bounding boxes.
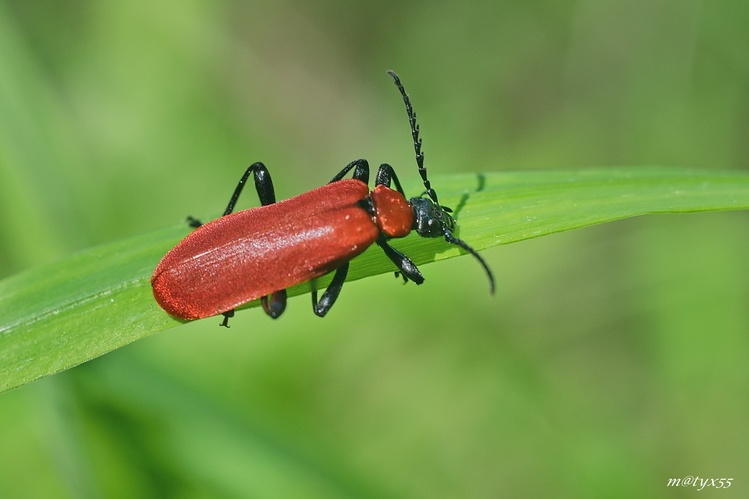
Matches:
[261,290,287,319]
[219,309,235,328]
[187,216,203,228]
[329,159,370,184]
[222,162,282,325]
[306,159,374,317]
[374,163,411,280]
[376,236,424,284]
[224,162,277,215]
[374,163,406,197]
[311,263,349,317]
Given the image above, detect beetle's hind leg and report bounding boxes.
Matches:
[311,263,350,317]
[261,290,287,319]
[224,162,277,214]
[186,216,203,228]
[220,163,287,325]
[219,310,234,328]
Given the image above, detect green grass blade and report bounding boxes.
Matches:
[2,167,749,392]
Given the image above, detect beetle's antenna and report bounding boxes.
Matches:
[388,70,494,295]
[387,70,440,206]
[444,230,496,294]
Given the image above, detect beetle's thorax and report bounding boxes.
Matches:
[366,185,414,238]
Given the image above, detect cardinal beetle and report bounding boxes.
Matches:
[152,71,494,327]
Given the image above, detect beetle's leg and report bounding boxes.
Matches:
[374,163,406,197]
[261,290,287,319]
[311,263,349,317]
[376,236,424,285]
[224,162,277,215]
[329,159,370,184]
[219,309,235,328]
[187,162,275,228]
[372,163,411,280]
[223,162,285,322]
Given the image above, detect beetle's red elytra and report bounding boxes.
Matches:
[152,180,377,319]
[152,71,494,327]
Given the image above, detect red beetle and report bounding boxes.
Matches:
[152,71,494,327]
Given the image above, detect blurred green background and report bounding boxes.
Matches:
[1,1,748,498]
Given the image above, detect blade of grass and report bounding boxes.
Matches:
[2,167,749,392]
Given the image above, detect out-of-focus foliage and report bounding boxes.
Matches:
[1,1,747,498]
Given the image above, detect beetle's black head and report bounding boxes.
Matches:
[388,70,495,294]
[410,195,494,294]
[410,196,455,237]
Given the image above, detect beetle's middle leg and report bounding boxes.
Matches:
[311,263,350,317]
[329,159,370,184]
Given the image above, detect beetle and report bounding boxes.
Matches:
[152,70,494,327]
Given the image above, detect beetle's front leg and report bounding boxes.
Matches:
[376,236,424,285]
[375,163,412,281]
[374,163,406,197]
